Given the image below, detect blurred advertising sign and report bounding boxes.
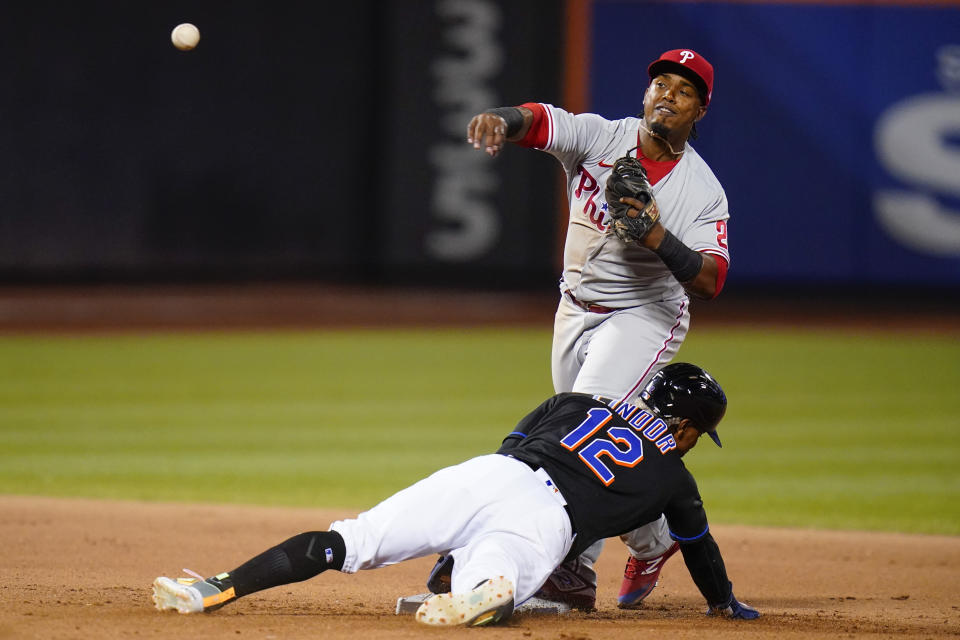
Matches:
[381,0,563,278]
[590,1,960,286]
[874,45,960,256]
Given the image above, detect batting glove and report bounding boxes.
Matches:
[707,593,760,620]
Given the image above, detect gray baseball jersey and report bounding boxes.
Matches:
[520,103,731,308]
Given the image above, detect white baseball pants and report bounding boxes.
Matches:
[552,293,690,404]
[331,454,574,604]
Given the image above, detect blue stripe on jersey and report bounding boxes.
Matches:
[670,524,709,542]
[507,431,527,438]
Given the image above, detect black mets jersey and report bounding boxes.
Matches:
[495,392,729,593]
[497,392,709,554]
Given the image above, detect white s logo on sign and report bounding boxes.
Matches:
[873,45,960,256]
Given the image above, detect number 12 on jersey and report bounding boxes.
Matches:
[560,407,646,486]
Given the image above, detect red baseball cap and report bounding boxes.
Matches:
[648,49,714,105]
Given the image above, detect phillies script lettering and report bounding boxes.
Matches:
[575,166,607,231]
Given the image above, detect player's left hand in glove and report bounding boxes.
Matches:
[604,154,660,244]
[706,592,760,620]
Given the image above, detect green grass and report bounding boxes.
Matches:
[0,329,555,507]
[675,328,960,535]
[0,326,957,535]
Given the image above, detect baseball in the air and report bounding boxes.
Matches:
[171,23,200,51]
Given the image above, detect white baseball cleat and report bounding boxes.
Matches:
[152,574,236,614]
[415,576,515,627]
[153,576,205,613]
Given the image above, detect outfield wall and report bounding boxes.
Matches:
[1,1,957,291]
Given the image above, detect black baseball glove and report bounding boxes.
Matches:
[604,155,660,243]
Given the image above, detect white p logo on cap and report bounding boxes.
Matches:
[679,50,695,63]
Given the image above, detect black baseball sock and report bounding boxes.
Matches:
[212,530,347,598]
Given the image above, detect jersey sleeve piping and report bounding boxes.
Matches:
[699,248,730,262]
[670,523,710,542]
[517,102,553,149]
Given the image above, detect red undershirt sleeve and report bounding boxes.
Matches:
[515,102,550,149]
[707,253,728,299]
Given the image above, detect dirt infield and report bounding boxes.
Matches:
[2,496,958,640]
[2,285,958,639]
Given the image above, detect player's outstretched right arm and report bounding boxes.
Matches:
[665,472,760,619]
[676,534,760,620]
[467,106,534,157]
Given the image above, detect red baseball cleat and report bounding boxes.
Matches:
[617,541,680,608]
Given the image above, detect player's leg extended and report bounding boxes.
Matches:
[331,455,525,573]
[154,457,503,615]
[152,530,347,614]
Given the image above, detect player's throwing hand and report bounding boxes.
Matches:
[467,112,508,157]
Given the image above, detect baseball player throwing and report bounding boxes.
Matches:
[152,363,759,627]
[466,48,730,609]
